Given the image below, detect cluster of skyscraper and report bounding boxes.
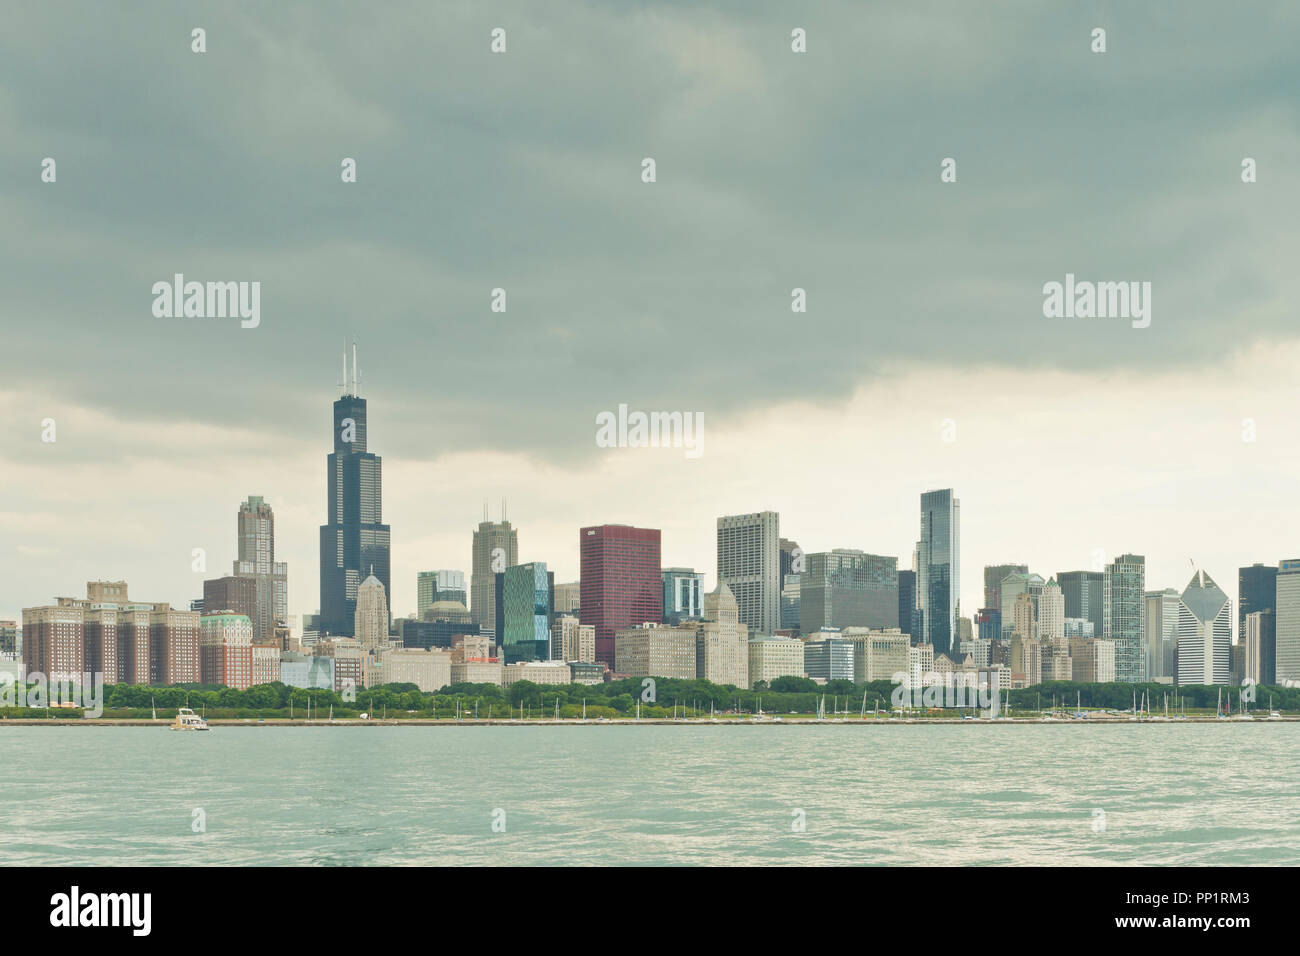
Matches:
[10,355,1299,697]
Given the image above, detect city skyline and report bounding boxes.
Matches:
[7,351,1300,655]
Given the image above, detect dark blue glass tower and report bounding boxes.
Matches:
[319,351,390,637]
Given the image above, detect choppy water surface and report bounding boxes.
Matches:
[2,724,1295,865]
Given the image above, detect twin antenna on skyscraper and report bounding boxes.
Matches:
[339,338,361,397]
[481,499,508,522]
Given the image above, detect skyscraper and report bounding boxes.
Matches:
[918,489,960,658]
[1058,570,1104,638]
[233,495,288,643]
[581,524,662,667]
[695,582,749,688]
[897,569,916,640]
[471,509,518,632]
[500,562,552,664]
[1143,588,1180,682]
[319,345,391,638]
[1103,553,1146,682]
[1243,610,1275,685]
[417,570,467,618]
[983,564,1027,611]
[717,511,780,636]
[779,538,803,579]
[999,572,1046,639]
[662,567,704,624]
[354,573,389,652]
[798,550,899,633]
[1275,559,1300,684]
[1238,563,1277,644]
[1176,570,1231,686]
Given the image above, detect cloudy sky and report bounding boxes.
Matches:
[2,1,1299,631]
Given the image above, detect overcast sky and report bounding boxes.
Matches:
[3,2,1299,632]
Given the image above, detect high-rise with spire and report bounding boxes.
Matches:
[319,342,391,638]
[471,502,518,633]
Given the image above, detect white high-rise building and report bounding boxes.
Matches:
[1176,570,1231,686]
[354,574,390,653]
[1103,553,1146,683]
[1038,579,1065,644]
[717,511,780,636]
[1276,560,1300,684]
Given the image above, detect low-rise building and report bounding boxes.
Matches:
[1069,637,1116,683]
[251,642,281,687]
[450,659,503,686]
[503,660,572,686]
[615,623,697,679]
[280,652,335,690]
[803,637,855,682]
[748,635,805,689]
[378,646,453,692]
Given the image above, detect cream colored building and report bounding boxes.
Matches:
[553,582,582,614]
[251,642,280,686]
[503,660,572,686]
[695,583,749,688]
[747,635,805,689]
[1069,638,1116,683]
[451,659,502,686]
[841,627,910,681]
[615,623,697,679]
[354,574,390,652]
[377,646,453,692]
[452,633,496,663]
[550,614,596,663]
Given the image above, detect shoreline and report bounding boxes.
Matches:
[0,716,1293,727]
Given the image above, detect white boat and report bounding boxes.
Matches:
[170,707,209,731]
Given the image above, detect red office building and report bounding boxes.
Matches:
[580,525,662,667]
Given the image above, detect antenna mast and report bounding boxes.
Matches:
[351,340,359,397]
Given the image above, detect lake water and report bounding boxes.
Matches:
[3,724,1296,865]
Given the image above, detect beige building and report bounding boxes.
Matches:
[451,633,496,663]
[374,646,453,692]
[695,583,749,688]
[615,623,697,679]
[841,627,910,681]
[251,642,280,686]
[747,635,805,689]
[550,614,596,663]
[1070,638,1116,683]
[354,574,390,652]
[553,581,582,614]
[451,659,503,686]
[503,660,572,686]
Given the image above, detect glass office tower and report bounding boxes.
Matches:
[918,489,960,658]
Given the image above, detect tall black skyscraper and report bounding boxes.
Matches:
[1238,563,1277,641]
[319,345,391,637]
[897,569,916,639]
